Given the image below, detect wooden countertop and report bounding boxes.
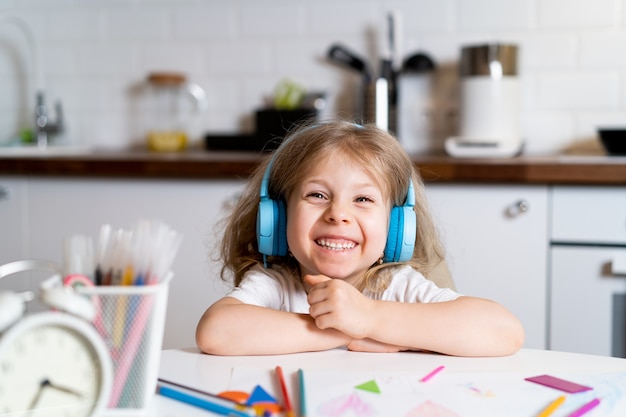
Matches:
[1,149,626,185]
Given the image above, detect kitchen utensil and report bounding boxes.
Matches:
[361,11,400,133]
[387,10,403,73]
[144,72,207,152]
[364,78,389,131]
[446,43,522,158]
[327,43,372,82]
[402,52,436,72]
[598,128,626,155]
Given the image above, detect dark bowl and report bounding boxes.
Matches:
[598,129,626,155]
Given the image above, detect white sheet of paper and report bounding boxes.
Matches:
[228,367,626,417]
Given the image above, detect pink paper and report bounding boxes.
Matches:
[524,374,592,393]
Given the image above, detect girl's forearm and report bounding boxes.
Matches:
[366,297,525,357]
[196,299,350,355]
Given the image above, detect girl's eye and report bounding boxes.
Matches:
[307,192,326,199]
[355,196,373,203]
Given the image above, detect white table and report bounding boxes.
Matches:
[139,348,626,416]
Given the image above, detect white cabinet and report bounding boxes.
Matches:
[550,246,626,356]
[0,177,31,295]
[425,184,549,349]
[551,186,626,244]
[549,186,626,357]
[0,177,559,352]
[0,177,27,264]
[0,177,244,349]
[0,177,58,315]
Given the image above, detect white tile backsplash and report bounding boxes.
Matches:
[458,0,532,31]
[0,0,625,154]
[538,71,620,110]
[46,10,103,41]
[538,0,620,28]
[207,41,272,75]
[518,34,577,70]
[173,5,235,39]
[580,33,626,67]
[106,9,171,41]
[139,42,205,75]
[241,3,305,37]
[380,0,453,33]
[308,2,377,36]
[75,44,137,76]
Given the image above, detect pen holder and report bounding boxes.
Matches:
[77,274,172,414]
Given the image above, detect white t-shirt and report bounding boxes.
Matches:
[226,265,461,313]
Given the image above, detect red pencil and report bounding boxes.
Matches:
[275,366,294,417]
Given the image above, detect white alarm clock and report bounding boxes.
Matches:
[0,260,112,417]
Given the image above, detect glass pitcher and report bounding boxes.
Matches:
[144,72,207,152]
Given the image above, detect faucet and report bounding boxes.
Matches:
[0,14,64,147]
[35,92,64,147]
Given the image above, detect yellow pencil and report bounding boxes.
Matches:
[537,395,566,417]
[113,264,134,348]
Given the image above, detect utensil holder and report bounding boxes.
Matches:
[77,274,171,414]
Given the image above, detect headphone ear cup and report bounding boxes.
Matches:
[257,199,275,256]
[383,206,417,263]
[257,198,288,256]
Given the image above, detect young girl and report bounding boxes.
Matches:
[196,120,524,357]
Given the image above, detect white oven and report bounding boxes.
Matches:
[549,186,626,357]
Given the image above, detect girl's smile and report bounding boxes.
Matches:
[315,237,357,250]
[286,152,390,285]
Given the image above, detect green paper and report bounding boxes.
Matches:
[355,380,381,394]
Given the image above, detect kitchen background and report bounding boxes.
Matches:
[1,0,626,155]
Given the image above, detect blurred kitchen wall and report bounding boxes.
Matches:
[0,0,625,154]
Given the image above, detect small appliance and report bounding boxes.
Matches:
[446,43,522,158]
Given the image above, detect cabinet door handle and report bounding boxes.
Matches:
[611,255,626,275]
[505,199,529,217]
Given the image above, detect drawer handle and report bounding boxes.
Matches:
[505,199,529,217]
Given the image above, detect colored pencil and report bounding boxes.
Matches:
[567,398,600,417]
[298,368,306,417]
[157,378,243,406]
[420,365,445,382]
[157,384,254,417]
[275,366,294,417]
[537,395,566,417]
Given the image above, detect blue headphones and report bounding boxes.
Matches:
[383,180,416,263]
[256,156,417,263]
[257,157,288,258]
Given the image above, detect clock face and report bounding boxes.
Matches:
[0,314,111,417]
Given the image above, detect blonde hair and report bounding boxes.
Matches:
[219,120,445,292]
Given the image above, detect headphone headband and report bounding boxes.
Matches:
[259,159,274,200]
[405,179,415,207]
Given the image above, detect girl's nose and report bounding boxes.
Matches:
[325,200,351,223]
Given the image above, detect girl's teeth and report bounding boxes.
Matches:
[316,239,355,250]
